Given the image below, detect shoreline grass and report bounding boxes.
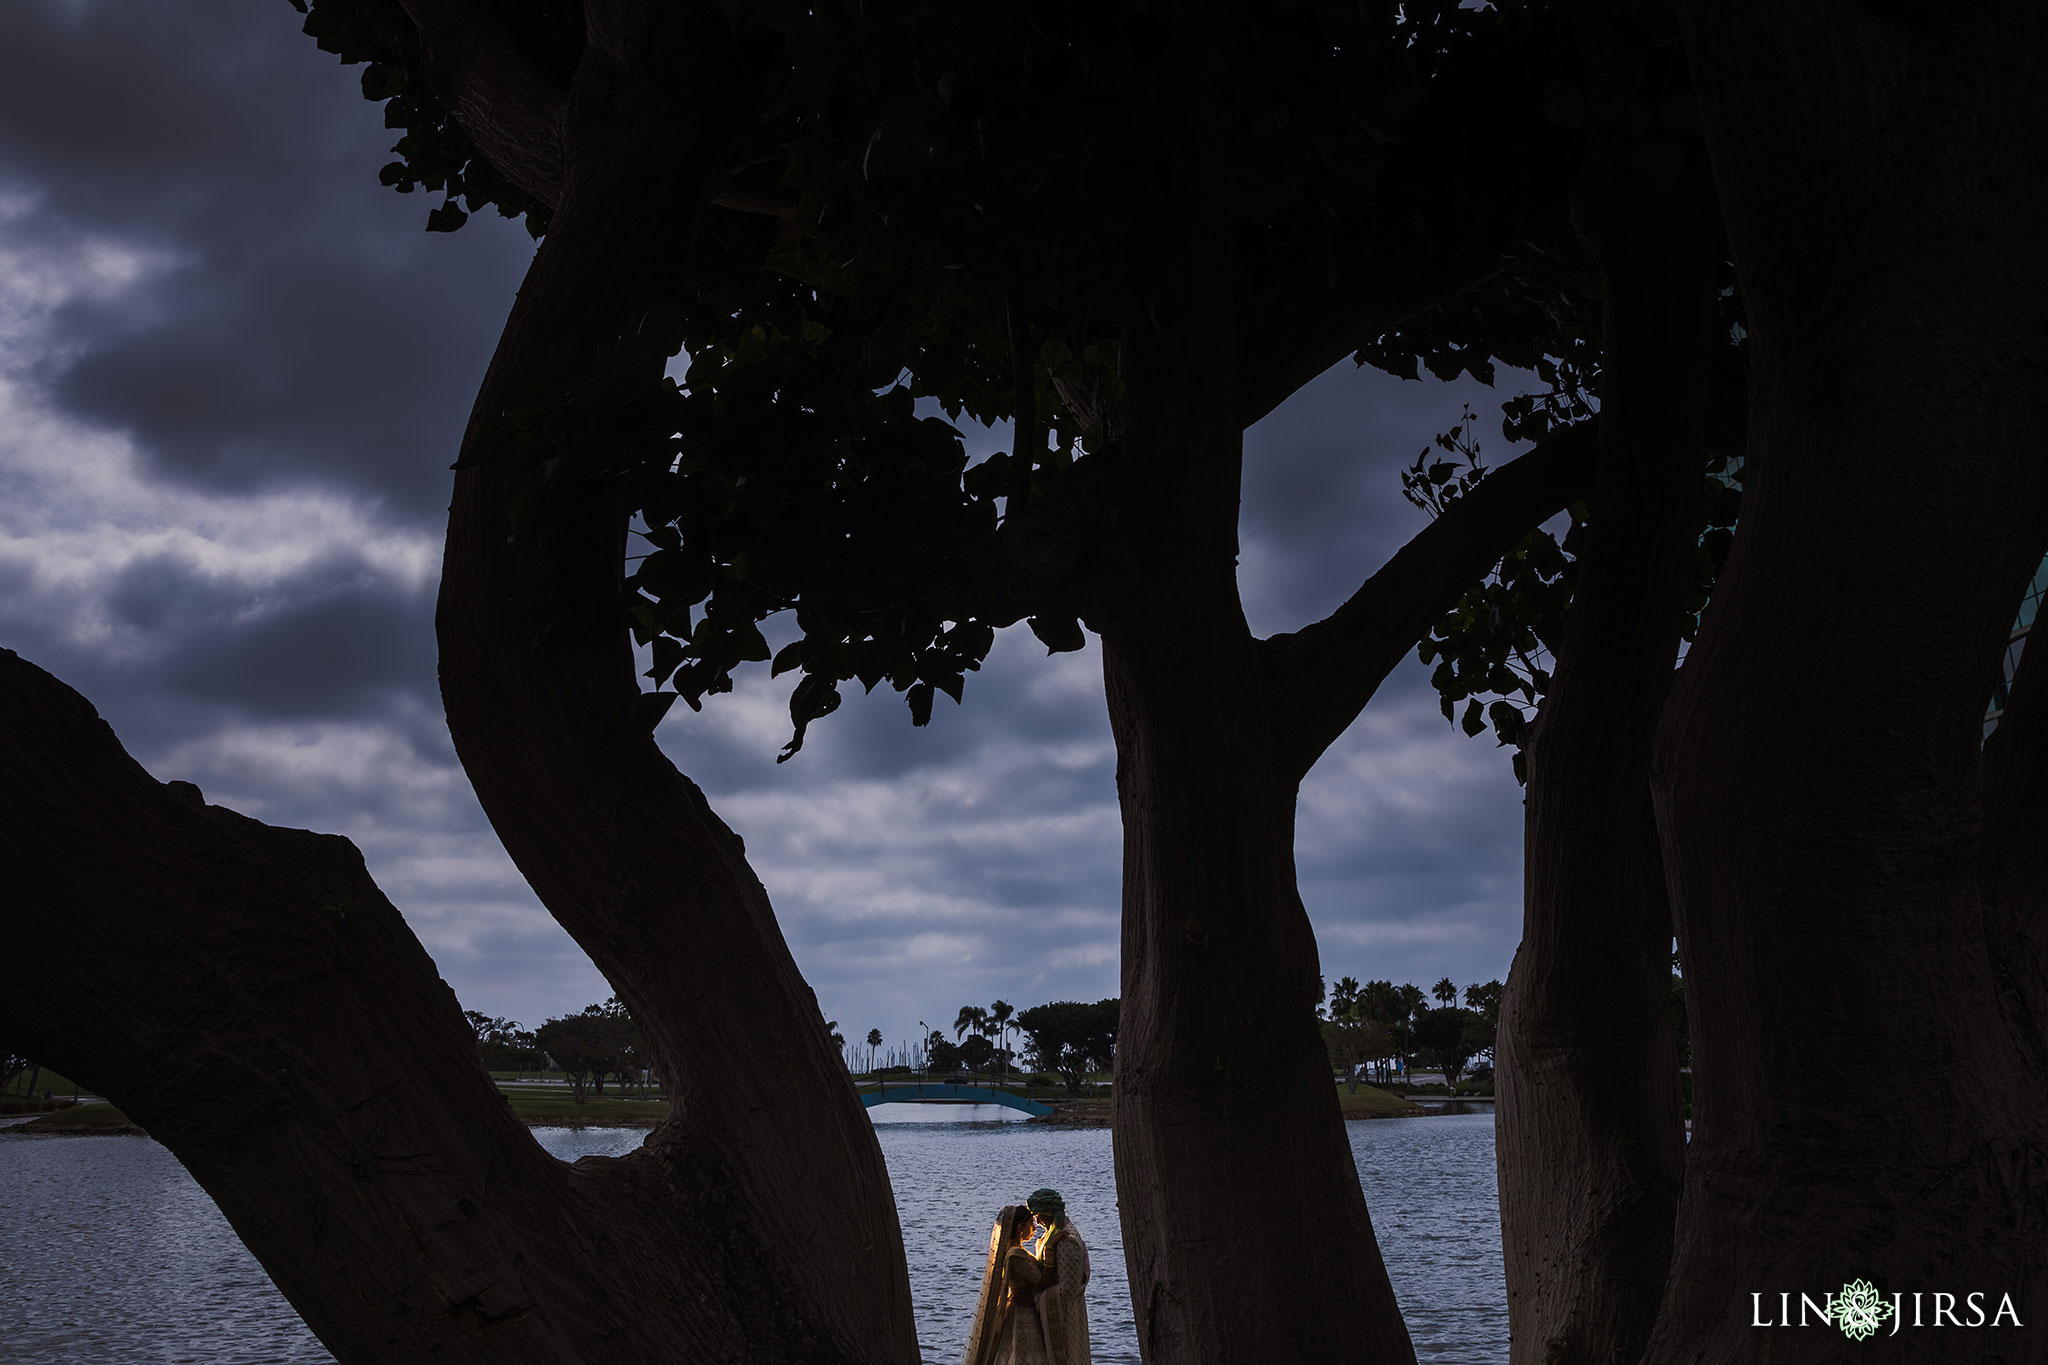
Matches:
[5,1079,1435,1136]
[16,1103,145,1135]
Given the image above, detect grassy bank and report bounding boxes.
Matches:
[6,1090,674,1134]
[4,1079,1423,1136]
[857,1077,1081,1099]
[17,1103,145,1135]
[4,1068,84,1103]
[1338,1084,1428,1119]
[501,1089,670,1127]
[861,1078,1425,1125]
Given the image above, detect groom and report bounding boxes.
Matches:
[1004,1188,1092,1364]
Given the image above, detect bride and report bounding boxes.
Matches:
[963,1189,1091,1365]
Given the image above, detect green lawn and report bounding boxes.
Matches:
[4,1067,83,1101]
[1335,1083,1427,1119]
[1,1074,1414,1134]
[499,1088,671,1126]
[7,1090,669,1132]
[17,1103,142,1134]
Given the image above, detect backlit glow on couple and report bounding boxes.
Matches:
[962,1187,1091,1365]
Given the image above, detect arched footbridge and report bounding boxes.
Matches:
[859,1081,1053,1117]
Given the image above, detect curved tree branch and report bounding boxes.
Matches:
[0,651,684,1360]
[394,0,570,207]
[431,10,917,1362]
[1259,418,1596,780]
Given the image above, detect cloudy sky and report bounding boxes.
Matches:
[0,0,1540,1058]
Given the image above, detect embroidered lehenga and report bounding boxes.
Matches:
[963,1203,1091,1365]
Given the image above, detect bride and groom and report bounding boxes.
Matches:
[962,1187,1091,1365]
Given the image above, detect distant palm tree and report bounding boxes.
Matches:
[866,1028,883,1074]
[954,1005,988,1079]
[989,1000,1014,1077]
[1432,977,1457,1008]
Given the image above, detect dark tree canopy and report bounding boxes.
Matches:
[533,1001,640,1102]
[1411,1005,1490,1089]
[1015,998,1119,1093]
[297,0,1637,758]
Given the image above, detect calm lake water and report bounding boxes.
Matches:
[0,1108,1503,1363]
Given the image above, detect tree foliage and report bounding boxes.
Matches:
[1402,334,1748,784]
[1323,1015,1393,1092]
[293,0,1621,757]
[1411,1005,1489,1089]
[1015,998,1120,1093]
[462,1010,545,1072]
[533,998,642,1102]
[922,1030,960,1075]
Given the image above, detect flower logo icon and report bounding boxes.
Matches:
[1834,1280,1894,1341]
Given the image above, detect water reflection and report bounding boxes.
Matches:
[0,1112,1502,1363]
[876,1116,1135,1362]
[1352,1113,1506,1360]
[868,1102,1030,1124]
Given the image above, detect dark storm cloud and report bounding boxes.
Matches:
[0,0,535,523]
[0,0,1541,1044]
[1239,361,1519,637]
[51,243,511,509]
[111,552,438,719]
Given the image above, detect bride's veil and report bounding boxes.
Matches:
[962,1204,1026,1365]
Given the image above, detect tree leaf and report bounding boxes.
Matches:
[648,635,684,686]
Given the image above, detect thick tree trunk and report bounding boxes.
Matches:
[0,651,853,1360]
[1648,5,2048,1358]
[1495,61,1714,1364]
[1099,524,1416,1365]
[1095,222,1415,1355]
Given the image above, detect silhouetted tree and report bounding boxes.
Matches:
[534,1012,620,1103]
[1016,1000,1120,1094]
[1463,981,1503,1026]
[1323,1015,1392,1093]
[988,1000,1015,1076]
[959,1034,995,1075]
[924,1033,961,1076]
[5,3,2040,1363]
[1410,1007,1484,1091]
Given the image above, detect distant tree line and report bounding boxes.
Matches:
[1318,976,1504,1092]
[848,997,1120,1095]
[464,998,654,1104]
